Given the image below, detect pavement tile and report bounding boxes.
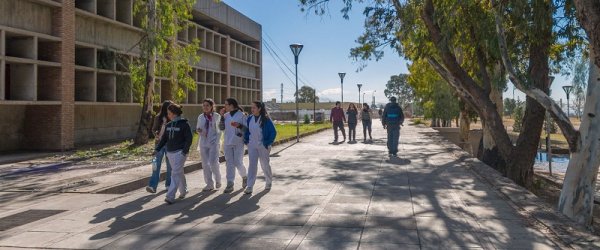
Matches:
[322,203,369,215]
[358,243,420,250]
[257,214,311,226]
[158,235,235,250]
[360,228,420,245]
[297,240,360,250]
[314,215,366,228]
[305,227,363,242]
[364,216,417,230]
[48,232,123,249]
[100,233,175,250]
[416,216,479,232]
[419,230,488,249]
[0,231,68,248]
[243,225,303,239]
[225,237,290,250]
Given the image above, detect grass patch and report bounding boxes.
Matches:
[275,123,333,141]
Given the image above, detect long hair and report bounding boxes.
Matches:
[203,98,215,113]
[159,100,173,121]
[363,103,370,110]
[347,103,357,112]
[226,98,243,112]
[253,101,269,128]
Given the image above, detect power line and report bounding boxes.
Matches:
[263,38,315,89]
[264,32,314,88]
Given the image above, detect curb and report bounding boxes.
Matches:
[94,126,332,194]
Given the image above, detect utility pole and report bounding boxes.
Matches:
[280,83,283,104]
[313,88,316,122]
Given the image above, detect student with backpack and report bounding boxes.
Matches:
[382,97,405,157]
[243,101,277,194]
[360,103,373,142]
[197,99,222,192]
[146,100,174,194]
[219,98,248,193]
[155,104,193,204]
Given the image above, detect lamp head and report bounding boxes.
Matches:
[357,84,363,90]
[338,72,346,81]
[290,43,304,57]
[563,85,573,96]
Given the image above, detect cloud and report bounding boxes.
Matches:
[319,88,341,96]
[262,89,278,100]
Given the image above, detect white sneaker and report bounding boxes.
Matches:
[178,190,188,199]
[244,187,253,194]
[216,182,222,189]
[265,183,272,190]
[202,185,214,192]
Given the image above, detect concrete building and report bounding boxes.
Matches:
[0,0,261,152]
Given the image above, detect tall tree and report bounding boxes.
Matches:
[572,55,588,120]
[384,74,414,107]
[296,86,319,103]
[132,0,200,145]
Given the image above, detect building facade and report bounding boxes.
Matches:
[0,0,262,151]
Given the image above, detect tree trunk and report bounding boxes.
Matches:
[133,0,157,146]
[478,86,506,173]
[459,102,471,154]
[559,50,600,227]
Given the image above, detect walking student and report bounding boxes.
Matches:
[155,104,193,204]
[330,101,346,143]
[244,101,277,194]
[197,99,222,192]
[382,97,405,157]
[346,103,358,142]
[219,98,248,193]
[146,100,173,193]
[360,103,373,142]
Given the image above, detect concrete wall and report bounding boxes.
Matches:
[193,0,261,41]
[0,105,26,151]
[75,15,142,53]
[0,0,54,35]
[74,105,140,145]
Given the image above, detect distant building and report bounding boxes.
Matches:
[0,0,261,151]
[267,100,380,121]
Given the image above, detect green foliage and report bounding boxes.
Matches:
[132,0,201,103]
[504,98,517,117]
[296,86,319,103]
[411,118,425,125]
[304,114,311,124]
[513,101,525,132]
[384,74,414,106]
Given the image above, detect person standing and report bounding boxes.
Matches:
[346,103,358,143]
[219,98,248,193]
[146,100,173,193]
[330,101,346,143]
[197,99,222,191]
[244,101,277,194]
[360,103,373,142]
[382,97,405,157]
[155,104,193,204]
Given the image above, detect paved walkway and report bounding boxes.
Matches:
[0,121,570,249]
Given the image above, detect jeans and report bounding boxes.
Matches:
[148,146,171,189]
[333,121,346,141]
[387,126,401,155]
[348,123,357,141]
[362,120,372,140]
[166,150,188,200]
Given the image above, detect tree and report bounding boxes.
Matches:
[132,0,200,145]
[296,86,319,103]
[504,98,517,118]
[384,74,414,107]
[512,101,524,133]
[572,55,589,120]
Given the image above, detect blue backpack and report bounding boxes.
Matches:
[385,103,403,126]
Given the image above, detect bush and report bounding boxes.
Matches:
[412,118,424,125]
[303,114,310,124]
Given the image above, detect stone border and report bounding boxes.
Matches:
[95,126,332,194]
[422,126,599,249]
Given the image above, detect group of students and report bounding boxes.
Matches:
[329,102,374,143]
[146,98,277,204]
[329,97,405,157]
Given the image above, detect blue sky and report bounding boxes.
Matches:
[224,0,576,106]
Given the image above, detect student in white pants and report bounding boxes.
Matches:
[154,104,193,204]
[197,98,222,191]
[243,101,277,194]
[219,98,248,193]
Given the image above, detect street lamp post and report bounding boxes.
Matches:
[363,93,366,105]
[357,84,363,105]
[290,43,304,143]
[338,72,346,107]
[563,85,573,118]
[372,90,376,107]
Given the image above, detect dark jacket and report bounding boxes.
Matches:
[330,107,346,122]
[244,116,277,148]
[346,109,358,124]
[155,117,193,155]
[382,102,405,127]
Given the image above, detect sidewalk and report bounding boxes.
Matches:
[0,121,596,249]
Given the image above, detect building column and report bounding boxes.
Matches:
[59,1,75,150]
[226,35,231,97]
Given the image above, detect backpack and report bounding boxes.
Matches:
[385,103,402,126]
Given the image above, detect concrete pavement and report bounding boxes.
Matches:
[0,121,595,249]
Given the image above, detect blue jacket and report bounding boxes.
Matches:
[244,116,277,148]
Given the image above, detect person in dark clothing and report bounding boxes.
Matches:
[382,97,405,157]
[360,103,373,142]
[155,104,193,204]
[146,100,173,193]
[330,101,346,143]
[346,103,358,142]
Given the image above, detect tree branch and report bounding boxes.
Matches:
[490,0,580,151]
[427,57,479,111]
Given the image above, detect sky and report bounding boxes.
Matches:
[224,0,578,107]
